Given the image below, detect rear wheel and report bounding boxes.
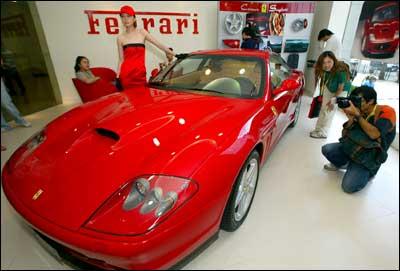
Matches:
[221,151,260,232]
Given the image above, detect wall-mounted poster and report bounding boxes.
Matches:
[218,1,315,71]
[351,1,399,63]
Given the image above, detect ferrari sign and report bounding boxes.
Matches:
[85,10,199,35]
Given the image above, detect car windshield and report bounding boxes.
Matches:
[150,54,265,98]
[372,5,399,22]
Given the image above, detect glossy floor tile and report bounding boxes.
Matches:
[1,97,398,270]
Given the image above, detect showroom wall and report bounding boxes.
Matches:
[35,1,219,104]
[34,1,362,104]
[327,1,351,45]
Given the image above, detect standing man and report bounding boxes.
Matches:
[1,77,31,132]
[1,47,27,98]
[318,28,342,59]
[241,27,259,49]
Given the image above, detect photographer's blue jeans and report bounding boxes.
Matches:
[322,143,371,193]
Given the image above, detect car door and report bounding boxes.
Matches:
[268,55,293,143]
[254,59,278,160]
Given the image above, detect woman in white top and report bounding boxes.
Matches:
[317,29,342,59]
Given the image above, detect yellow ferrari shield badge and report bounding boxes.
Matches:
[271,106,278,116]
[32,189,44,200]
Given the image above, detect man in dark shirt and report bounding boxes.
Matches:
[241,27,259,49]
[321,86,396,193]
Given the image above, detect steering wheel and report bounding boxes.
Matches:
[203,78,241,95]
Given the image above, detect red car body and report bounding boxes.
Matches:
[2,49,303,270]
[362,2,399,58]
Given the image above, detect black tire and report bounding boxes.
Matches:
[220,150,260,232]
[289,95,301,128]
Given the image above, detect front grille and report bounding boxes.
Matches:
[376,43,391,50]
[34,230,121,270]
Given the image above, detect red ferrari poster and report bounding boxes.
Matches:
[351,1,399,63]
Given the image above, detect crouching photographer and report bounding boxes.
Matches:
[321,86,396,193]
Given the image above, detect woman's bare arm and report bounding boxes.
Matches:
[142,29,175,56]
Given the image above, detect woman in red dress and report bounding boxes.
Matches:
[117,5,175,90]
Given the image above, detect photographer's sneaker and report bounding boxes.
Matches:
[324,163,348,171]
[310,130,327,139]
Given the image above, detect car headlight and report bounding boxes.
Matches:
[395,30,399,40]
[5,130,46,174]
[84,175,198,235]
[369,33,376,42]
[24,130,46,151]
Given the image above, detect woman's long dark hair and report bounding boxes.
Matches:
[74,56,87,73]
[315,51,339,85]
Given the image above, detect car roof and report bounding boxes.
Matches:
[191,49,270,58]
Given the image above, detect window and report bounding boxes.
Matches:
[151,55,266,98]
[372,5,399,22]
[269,54,291,89]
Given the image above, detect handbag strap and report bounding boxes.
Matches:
[319,72,332,96]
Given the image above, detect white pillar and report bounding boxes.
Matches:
[304,1,333,96]
[341,1,364,62]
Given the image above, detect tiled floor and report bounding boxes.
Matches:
[1,97,399,270]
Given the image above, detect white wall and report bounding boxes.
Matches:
[328,1,351,44]
[304,1,333,96]
[35,1,218,104]
[341,1,364,61]
[306,1,333,62]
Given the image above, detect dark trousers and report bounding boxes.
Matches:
[3,68,26,96]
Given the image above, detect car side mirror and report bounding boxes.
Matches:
[272,86,285,97]
[151,68,160,78]
[272,79,300,96]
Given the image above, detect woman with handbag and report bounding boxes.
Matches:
[309,51,351,139]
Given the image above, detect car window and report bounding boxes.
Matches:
[173,58,204,74]
[151,55,266,98]
[269,54,291,89]
[372,5,399,22]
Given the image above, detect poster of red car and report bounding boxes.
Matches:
[351,1,399,62]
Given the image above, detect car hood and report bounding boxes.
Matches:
[4,87,260,231]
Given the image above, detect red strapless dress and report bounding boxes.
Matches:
[120,43,147,89]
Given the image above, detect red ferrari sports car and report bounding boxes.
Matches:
[361,2,399,58]
[2,49,303,270]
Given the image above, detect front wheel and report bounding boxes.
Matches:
[221,150,260,232]
[289,95,302,128]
